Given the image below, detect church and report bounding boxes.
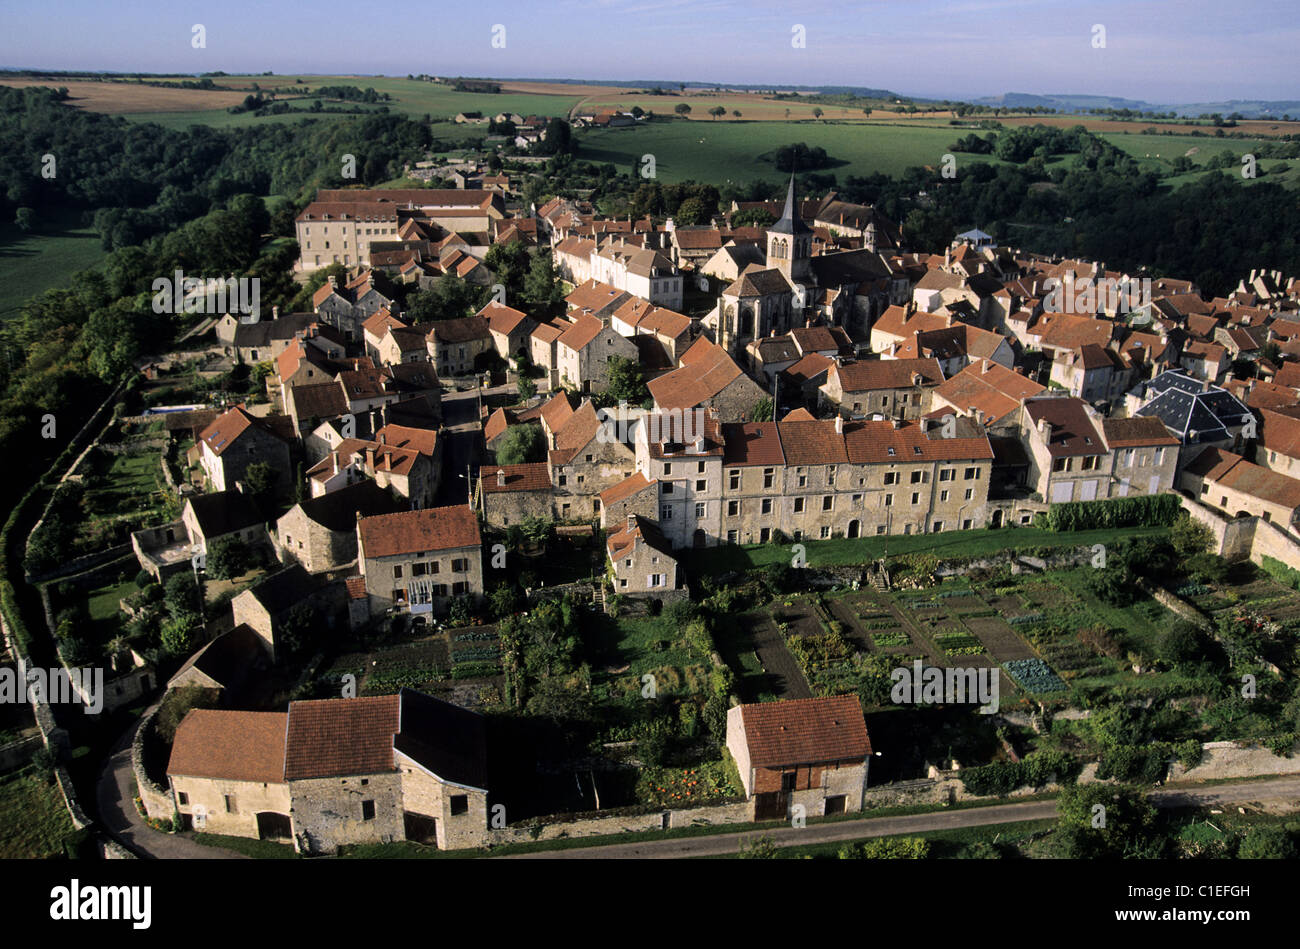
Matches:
[708,177,902,355]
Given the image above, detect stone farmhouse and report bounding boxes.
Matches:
[167,689,489,853]
[356,505,484,617]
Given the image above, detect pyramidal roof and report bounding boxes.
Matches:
[768,175,812,236]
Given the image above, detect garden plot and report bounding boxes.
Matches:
[963,615,1038,663]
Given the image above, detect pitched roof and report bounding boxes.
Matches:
[1259,408,1300,459]
[290,380,349,421]
[735,695,871,766]
[599,471,657,506]
[1024,397,1106,457]
[198,406,289,457]
[648,338,746,412]
[391,689,488,790]
[782,353,834,387]
[842,418,993,463]
[291,480,401,532]
[481,462,552,493]
[933,359,1045,425]
[548,401,603,465]
[832,358,943,393]
[1101,416,1179,448]
[557,312,606,351]
[479,300,530,336]
[357,505,481,558]
[1186,448,1300,511]
[168,709,287,783]
[721,422,786,466]
[283,694,401,780]
[186,489,264,538]
[428,315,491,344]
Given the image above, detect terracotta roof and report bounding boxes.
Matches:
[782,353,834,386]
[358,505,481,558]
[777,419,850,465]
[736,696,871,767]
[290,380,349,420]
[1031,313,1114,352]
[721,422,786,466]
[790,325,843,354]
[530,321,563,344]
[428,315,491,344]
[376,424,438,457]
[199,406,289,457]
[479,300,530,336]
[648,338,745,412]
[564,279,631,315]
[484,407,514,443]
[363,308,406,337]
[832,358,943,393]
[933,360,1044,425]
[345,576,367,600]
[599,472,657,506]
[1024,397,1105,457]
[557,312,606,351]
[1259,408,1300,459]
[1186,447,1300,510]
[481,462,552,493]
[1101,416,1179,448]
[548,402,603,465]
[283,694,401,780]
[168,710,287,784]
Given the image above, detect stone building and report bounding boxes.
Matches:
[606,515,679,595]
[275,481,402,573]
[479,463,554,527]
[168,689,489,853]
[726,695,871,820]
[547,402,637,522]
[819,357,943,420]
[357,505,483,616]
[555,313,639,394]
[196,405,294,495]
[647,337,768,424]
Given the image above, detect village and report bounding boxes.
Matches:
[13,164,1300,861]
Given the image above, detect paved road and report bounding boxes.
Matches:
[501,775,1300,859]
[95,713,246,859]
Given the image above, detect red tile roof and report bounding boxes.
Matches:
[832,358,943,393]
[168,710,288,783]
[358,505,481,558]
[648,337,745,412]
[736,696,871,767]
[599,471,657,506]
[283,694,401,780]
[481,463,552,493]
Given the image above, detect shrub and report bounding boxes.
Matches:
[1037,494,1181,531]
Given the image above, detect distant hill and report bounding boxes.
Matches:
[972,91,1300,118]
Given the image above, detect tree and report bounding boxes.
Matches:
[1170,514,1213,559]
[160,610,201,657]
[732,207,775,227]
[243,460,279,513]
[517,377,537,400]
[674,103,691,117]
[749,398,774,422]
[862,107,872,117]
[709,106,726,120]
[277,602,316,660]
[489,583,522,619]
[520,253,564,319]
[674,197,710,226]
[600,355,648,406]
[496,424,546,465]
[14,207,35,231]
[739,834,778,858]
[206,535,255,580]
[1054,784,1164,858]
[1087,565,1135,606]
[164,572,201,618]
[812,107,824,120]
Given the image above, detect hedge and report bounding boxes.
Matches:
[958,750,1079,796]
[1036,494,1182,532]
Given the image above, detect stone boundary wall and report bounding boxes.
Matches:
[27,546,133,586]
[132,704,173,820]
[0,734,43,772]
[1167,740,1300,783]
[488,798,755,845]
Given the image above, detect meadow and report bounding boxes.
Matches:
[0,208,106,321]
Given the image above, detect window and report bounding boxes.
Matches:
[451,558,468,572]
[1200,483,1209,495]
[940,490,949,502]
[361,800,376,821]
[939,468,955,482]
[883,472,899,485]
[820,526,831,538]
[822,496,833,511]
[964,467,981,480]
[449,795,469,815]
[695,502,705,518]
[224,794,237,814]
[781,772,797,793]
[727,530,738,543]
[662,482,674,494]
[933,521,943,532]
[763,468,774,488]
[910,470,923,484]
[760,527,771,543]
[585,454,593,463]
[412,562,428,577]
[1052,458,1067,473]
[697,461,706,473]
[828,466,836,486]
[911,492,920,505]
[962,519,973,530]
[728,500,739,516]
[884,494,894,507]
[695,479,706,491]
[558,474,568,487]
[663,463,672,476]
[1155,448,1166,465]
[1220,496,1228,507]
[394,565,403,579]
[729,470,740,490]
[761,498,772,515]
[177,792,189,806]
[661,505,673,520]
[649,573,665,588]
[887,447,896,457]
[964,488,974,500]
[1263,511,1273,523]
[1081,456,1098,471]
[793,498,805,513]
[797,473,807,488]
[1124,448,1135,466]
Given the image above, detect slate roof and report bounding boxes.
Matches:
[1136,371,1252,443]
[735,695,871,767]
[1101,416,1179,448]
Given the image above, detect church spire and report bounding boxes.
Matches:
[770,174,811,236]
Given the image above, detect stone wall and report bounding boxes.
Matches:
[0,734,42,772]
[1177,493,1300,567]
[131,705,174,820]
[1167,740,1300,782]
[289,772,404,855]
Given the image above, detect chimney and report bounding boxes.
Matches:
[332,451,339,475]
[328,275,338,289]
[834,415,843,434]
[891,418,902,429]
[1202,377,1210,392]
[378,429,386,445]
[1038,418,1052,442]
[272,305,279,319]
[365,446,376,471]
[497,468,506,487]
[627,513,637,532]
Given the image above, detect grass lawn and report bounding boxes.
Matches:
[84,451,166,519]
[594,611,696,679]
[682,524,1169,574]
[0,769,80,858]
[86,577,136,623]
[0,208,107,321]
[192,832,299,858]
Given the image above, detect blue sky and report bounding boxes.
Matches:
[2,0,1296,103]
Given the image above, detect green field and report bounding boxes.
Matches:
[0,769,80,859]
[575,119,1003,184]
[0,209,106,320]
